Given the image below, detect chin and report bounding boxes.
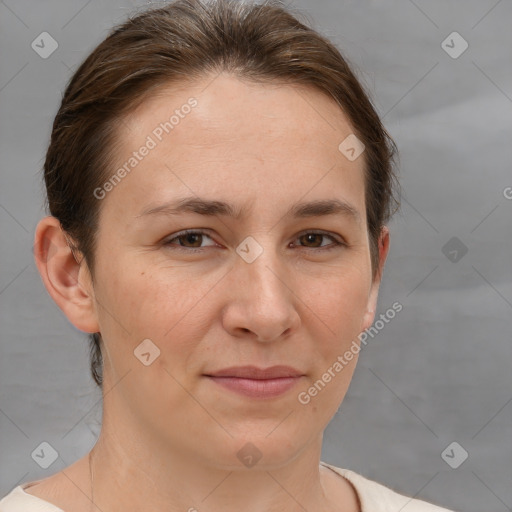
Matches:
[199,428,312,472]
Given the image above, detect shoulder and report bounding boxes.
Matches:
[320,462,457,512]
[0,482,65,512]
[0,455,91,512]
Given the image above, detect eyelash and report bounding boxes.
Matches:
[162,229,346,253]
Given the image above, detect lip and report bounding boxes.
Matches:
[204,365,305,399]
[205,365,304,379]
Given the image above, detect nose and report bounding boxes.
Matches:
[221,246,301,343]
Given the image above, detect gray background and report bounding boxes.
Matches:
[1,1,511,511]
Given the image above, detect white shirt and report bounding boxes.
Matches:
[0,461,456,511]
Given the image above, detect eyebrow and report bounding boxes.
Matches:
[136,196,361,224]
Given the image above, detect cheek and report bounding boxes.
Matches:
[112,273,200,333]
[96,258,222,359]
[298,264,371,407]
[303,263,372,339]
[93,264,214,403]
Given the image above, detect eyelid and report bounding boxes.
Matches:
[294,229,346,247]
[162,228,346,251]
[162,229,218,248]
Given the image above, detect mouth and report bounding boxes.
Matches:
[203,365,305,399]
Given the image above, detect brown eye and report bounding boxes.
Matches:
[177,233,203,247]
[163,230,217,251]
[298,233,324,248]
[295,231,344,250]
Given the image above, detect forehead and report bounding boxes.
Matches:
[104,72,367,222]
[125,73,357,151]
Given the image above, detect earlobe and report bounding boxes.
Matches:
[33,216,99,333]
[361,226,390,332]
[361,308,375,334]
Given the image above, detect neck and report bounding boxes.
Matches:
[87,423,342,512]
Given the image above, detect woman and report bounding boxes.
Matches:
[0,0,456,510]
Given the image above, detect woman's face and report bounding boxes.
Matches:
[83,73,387,468]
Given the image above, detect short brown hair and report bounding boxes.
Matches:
[43,0,400,389]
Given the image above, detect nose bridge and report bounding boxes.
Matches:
[239,238,288,304]
[252,259,287,304]
[229,234,298,340]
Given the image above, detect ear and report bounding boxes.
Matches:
[361,226,390,332]
[33,216,99,333]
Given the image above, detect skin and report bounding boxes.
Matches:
[32,72,389,512]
